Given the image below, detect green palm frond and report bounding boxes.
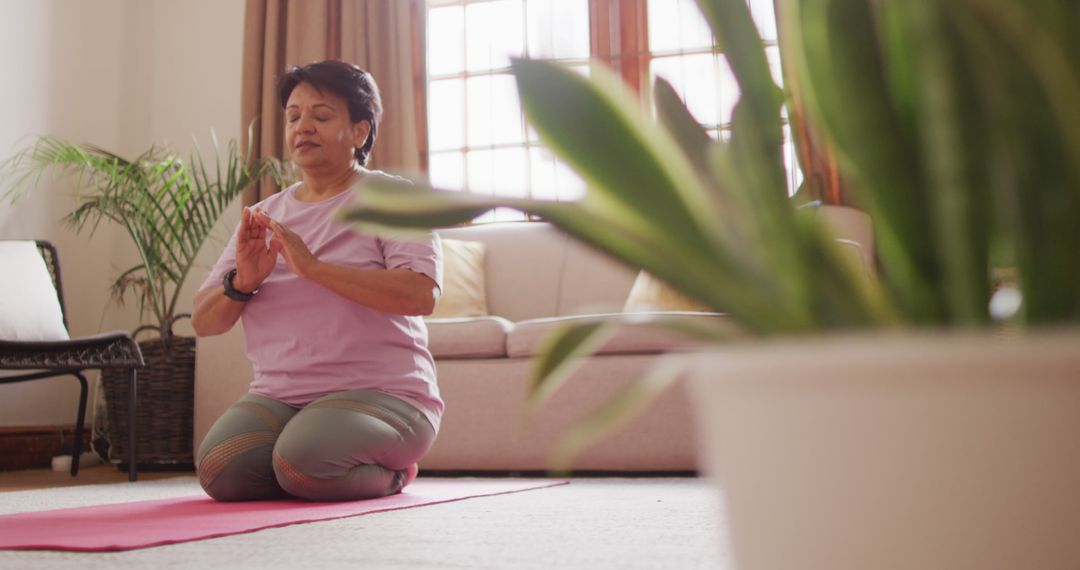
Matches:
[1,132,287,336]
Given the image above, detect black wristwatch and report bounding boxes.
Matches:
[223,268,258,301]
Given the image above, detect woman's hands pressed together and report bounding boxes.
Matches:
[191,206,293,336]
[196,199,437,337]
[234,206,282,292]
[251,209,437,315]
[254,210,320,278]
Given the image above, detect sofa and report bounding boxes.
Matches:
[194,206,873,472]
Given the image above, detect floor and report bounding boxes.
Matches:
[0,463,185,493]
[0,466,732,569]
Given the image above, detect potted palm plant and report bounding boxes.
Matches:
[1,133,285,467]
[339,0,1079,565]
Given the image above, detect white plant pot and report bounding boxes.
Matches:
[689,331,1080,570]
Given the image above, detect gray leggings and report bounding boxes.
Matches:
[197,389,436,502]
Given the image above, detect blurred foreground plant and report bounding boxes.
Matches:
[340,0,1080,469]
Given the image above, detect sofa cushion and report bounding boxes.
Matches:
[623,271,712,312]
[555,237,638,315]
[437,223,566,322]
[427,316,513,359]
[506,312,724,359]
[428,238,489,319]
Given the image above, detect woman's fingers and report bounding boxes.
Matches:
[253,209,269,238]
[239,207,251,238]
[240,207,268,242]
[269,220,288,239]
[246,211,314,273]
[256,211,278,234]
[255,214,316,276]
[258,213,289,241]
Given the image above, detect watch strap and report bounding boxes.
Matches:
[223,268,257,301]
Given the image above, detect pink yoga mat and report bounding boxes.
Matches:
[0,479,567,552]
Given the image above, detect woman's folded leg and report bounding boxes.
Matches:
[197,394,297,501]
[271,389,436,502]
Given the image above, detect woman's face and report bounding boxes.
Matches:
[284,81,370,173]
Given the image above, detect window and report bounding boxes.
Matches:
[425,0,799,223]
[644,0,802,192]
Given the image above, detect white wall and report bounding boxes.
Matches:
[0,0,246,427]
[106,0,248,337]
[159,0,248,324]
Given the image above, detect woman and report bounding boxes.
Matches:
[192,60,443,502]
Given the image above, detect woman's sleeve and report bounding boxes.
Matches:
[379,233,444,294]
[198,231,239,292]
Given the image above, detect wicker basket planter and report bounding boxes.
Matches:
[101,332,195,467]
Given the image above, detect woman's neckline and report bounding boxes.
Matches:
[288,168,369,204]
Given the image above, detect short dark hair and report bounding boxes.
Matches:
[277,60,383,166]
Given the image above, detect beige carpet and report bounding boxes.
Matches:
[0,476,732,569]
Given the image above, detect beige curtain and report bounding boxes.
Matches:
[241,0,427,204]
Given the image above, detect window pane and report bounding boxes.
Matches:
[467,74,524,147]
[466,147,528,223]
[466,0,525,72]
[529,147,558,201]
[678,0,715,51]
[470,207,526,224]
[748,0,778,42]
[428,6,464,76]
[651,53,739,127]
[428,79,464,151]
[530,147,586,202]
[467,147,527,195]
[783,125,803,195]
[648,0,679,52]
[429,151,465,191]
[492,147,529,198]
[765,45,784,87]
[716,57,739,126]
[527,0,589,60]
[649,0,714,53]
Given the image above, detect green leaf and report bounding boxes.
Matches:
[695,0,784,146]
[955,0,1080,183]
[525,312,744,414]
[344,176,811,333]
[653,76,712,178]
[796,0,941,323]
[949,0,1080,323]
[903,1,991,325]
[510,58,724,262]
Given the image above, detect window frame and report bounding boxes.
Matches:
[421,0,798,213]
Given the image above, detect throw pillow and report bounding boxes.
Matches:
[0,241,70,341]
[623,271,712,313]
[428,238,489,319]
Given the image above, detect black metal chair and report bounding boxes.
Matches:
[0,240,144,481]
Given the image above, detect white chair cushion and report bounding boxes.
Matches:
[0,241,70,341]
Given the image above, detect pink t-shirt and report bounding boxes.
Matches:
[200,176,444,432]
